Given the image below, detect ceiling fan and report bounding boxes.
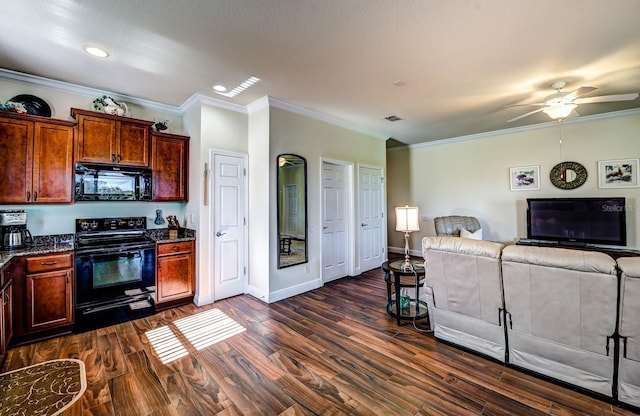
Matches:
[506,81,639,123]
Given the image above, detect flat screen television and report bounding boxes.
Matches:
[526,197,626,247]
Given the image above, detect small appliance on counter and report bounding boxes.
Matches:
[0,210,33,250]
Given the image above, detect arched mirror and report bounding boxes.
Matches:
[277,154,308,268]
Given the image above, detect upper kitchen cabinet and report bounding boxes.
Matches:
[151,131,189,201]
[72,108,154,167]
[0,113,74,204]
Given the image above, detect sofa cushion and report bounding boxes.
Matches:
[460,227,483,240]
[502,245,616,275]
[422,236,502,258]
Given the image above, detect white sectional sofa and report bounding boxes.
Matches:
[502,245,618,397]
[422,236,640,405]
[422,236,506,362]
[617,257,640,407]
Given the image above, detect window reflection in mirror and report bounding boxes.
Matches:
[277,154,308,268]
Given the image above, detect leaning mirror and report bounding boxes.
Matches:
[277,154,308,268]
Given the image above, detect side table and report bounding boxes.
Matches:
[382,259,428,325]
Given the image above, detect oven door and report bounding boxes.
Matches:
[75,246,155,331]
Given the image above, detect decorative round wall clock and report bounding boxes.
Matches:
[550,161,588,190]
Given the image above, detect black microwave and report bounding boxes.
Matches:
[75,163,152,201]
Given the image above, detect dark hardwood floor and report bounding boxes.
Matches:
[2,267,638,415]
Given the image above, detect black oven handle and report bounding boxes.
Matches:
[77,249,147,262]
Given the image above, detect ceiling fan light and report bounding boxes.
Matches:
[543,104,576,120]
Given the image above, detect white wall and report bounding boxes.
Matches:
[387,111,640,252]
[185,102,248,305]
[268,106,386,298]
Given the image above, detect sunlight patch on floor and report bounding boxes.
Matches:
[174,308,246,350]
[145,325,189,364]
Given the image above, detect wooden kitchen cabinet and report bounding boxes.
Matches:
[156,240,195,309]
[72,108,154,167]
[0,113,74,203]
[24,252,74,333]
[0,264,13,365]
[151,131,189,201]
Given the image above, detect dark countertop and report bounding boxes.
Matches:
[1,239,75,267]
[146,228,196,244]
[1,229,196,267]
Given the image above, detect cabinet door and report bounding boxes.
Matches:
[157,252,194,304]
[151,133,189,201]
[1,279,13,357]
[0,118,33,202]
[117,122,149,166]
[76,114,117,164]
[33,122,74,203]
[26,269,73,332]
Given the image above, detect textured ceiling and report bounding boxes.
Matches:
[1,0,639,146]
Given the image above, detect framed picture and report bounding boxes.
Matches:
[509,165,540,191]
[598,158,640,189]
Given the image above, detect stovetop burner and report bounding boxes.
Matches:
[75,217,152,252]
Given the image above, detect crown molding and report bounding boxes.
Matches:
[180,92,247,115]
[0,68,182,115]
[246,96,270,114]
[267,96,387,140]
[387,108,640,152]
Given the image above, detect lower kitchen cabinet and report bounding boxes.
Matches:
[156,240,195,310]
[0,270,12,365]
[9,252,74,345]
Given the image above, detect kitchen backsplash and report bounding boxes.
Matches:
[0,202,187,236]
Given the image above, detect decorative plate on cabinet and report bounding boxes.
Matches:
[9,94,52,117]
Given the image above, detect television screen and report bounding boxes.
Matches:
[526,197,626,246]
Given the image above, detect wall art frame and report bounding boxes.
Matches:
[598,158,639,189]
[509,165,540,191]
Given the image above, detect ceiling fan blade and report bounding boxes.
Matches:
[507,107,546,123]
[504,102,546,108]
[562,86,597,102]
[574,93,639,104]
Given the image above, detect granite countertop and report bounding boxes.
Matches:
[146,228,196,243]
[1,235,75,267]
[0,229,196,267]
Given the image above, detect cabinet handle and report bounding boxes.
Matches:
[117,154,121,163]
[40,261,58,265]
[33,190,37,201]
[26,190,31,201]
[111,154,116,162]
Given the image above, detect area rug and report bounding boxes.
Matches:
[0,359,87,416]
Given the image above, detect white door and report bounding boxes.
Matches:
[212,152,247,301]
[359,166,384,272]
[322,162,349,282]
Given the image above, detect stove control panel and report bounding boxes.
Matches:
[76,217,147,233]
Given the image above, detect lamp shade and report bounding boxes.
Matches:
[543,104,576,120]
[395,205,420,232]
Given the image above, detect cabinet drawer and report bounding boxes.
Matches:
[26,253,73,273]
[157,241,193,256]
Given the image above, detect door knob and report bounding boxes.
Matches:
[216,231,226,237]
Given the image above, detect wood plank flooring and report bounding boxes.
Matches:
[2,267,639,415]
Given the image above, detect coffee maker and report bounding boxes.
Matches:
[0,210,33,250]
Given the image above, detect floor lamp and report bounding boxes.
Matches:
[395,205,420,271]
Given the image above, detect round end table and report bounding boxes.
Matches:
[382,259,428,325]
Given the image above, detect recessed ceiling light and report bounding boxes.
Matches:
[214,76,260,98]
[213,85,227,92]
[84,46,109,58]
[393,80,407,87]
